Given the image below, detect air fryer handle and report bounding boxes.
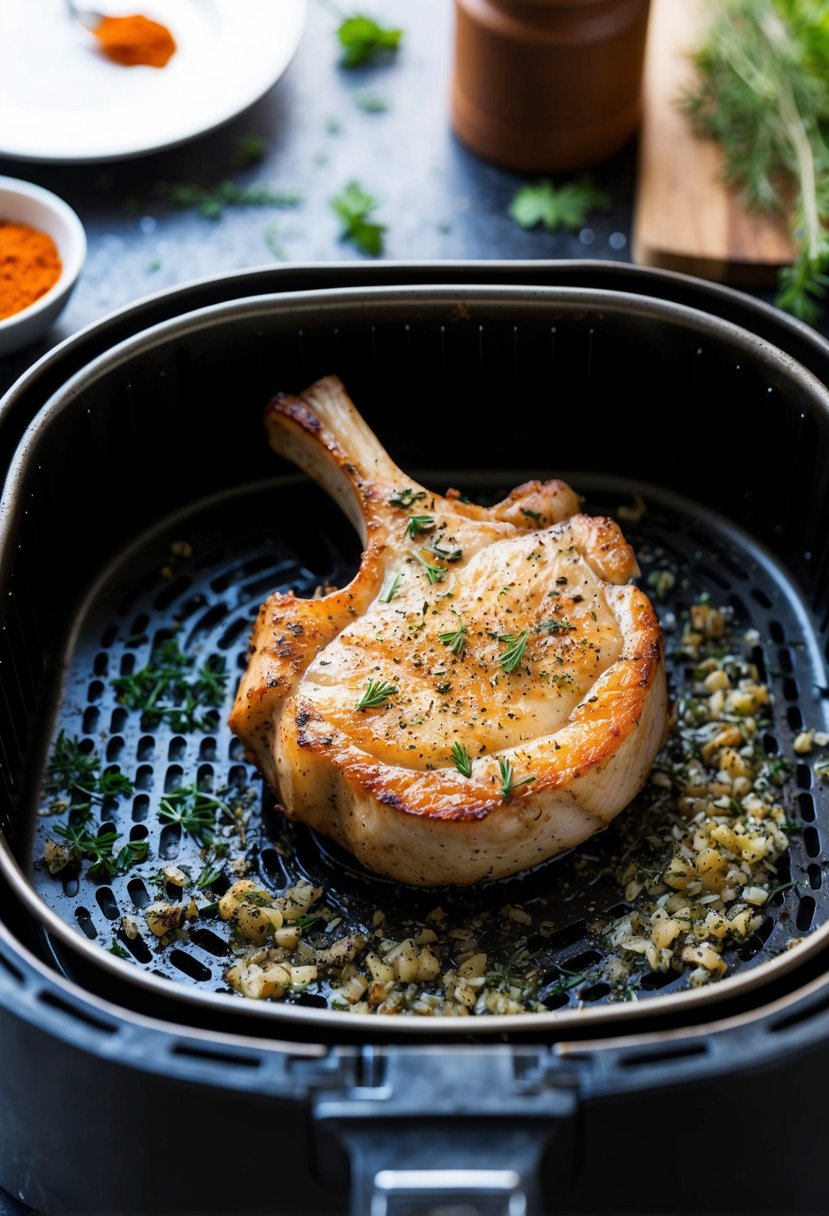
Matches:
[311,1047,579,1216]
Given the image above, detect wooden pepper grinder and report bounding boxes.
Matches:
[451,0,651,173]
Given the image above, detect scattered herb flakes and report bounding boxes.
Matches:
[507,176,611,232]
[330,180,386,255]
[336,14,403,67]
[165,180,304,220]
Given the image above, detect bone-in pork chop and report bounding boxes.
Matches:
[229,375,669,886]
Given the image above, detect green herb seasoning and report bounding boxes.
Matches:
[451,741,473,778]
[356,678,398,710]
[498,630,530,674]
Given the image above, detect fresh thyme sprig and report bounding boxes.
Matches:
[53,824,148,882]
[678,0,829,323]
[439,616,467,655]
[498,757,535,799]
[43,731,133,816]
[113,638,227,732]
[412,551,447,584]
[356,678,397,710]
[451,741,473,778]
[498,630,530,674]
[379,572,402,603]
[538,618,577,635]
[406,514,435,538]
[389,487,426,508]
[158,785,231,848]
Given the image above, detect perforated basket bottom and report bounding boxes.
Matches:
[25,472,829,1018]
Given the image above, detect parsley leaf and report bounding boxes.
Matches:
[330,180,386,255]
[337,15,403,67]
[508,177,611,232]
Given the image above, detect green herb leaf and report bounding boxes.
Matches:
[538,618,577,634]
[439,618,467,655]
[158,785,231,848]
[356,678,398,710]
[337,15,403,67]
[43,731,133,816]
[389,487,426,508]
[428,540,463,563]
[498,630,530,673]
[498,756,535,798]
[412,551,447,584]
[406,514,435,538]
[508,177,611,232]
[379,571,402,603]
[330,179,386,255]
[52,824,147,882]
[451,741,473,778]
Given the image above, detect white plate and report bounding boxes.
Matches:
[0,0,307,163]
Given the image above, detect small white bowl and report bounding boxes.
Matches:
[0,175,87,357]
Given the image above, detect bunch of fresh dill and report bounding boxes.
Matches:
[678,0,829,324]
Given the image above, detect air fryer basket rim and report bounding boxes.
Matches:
[2,281,829,1041]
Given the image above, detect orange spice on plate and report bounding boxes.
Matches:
[0,221,62,322]
[94,14,177,68]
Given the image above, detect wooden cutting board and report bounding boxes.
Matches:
[631,0,796,284]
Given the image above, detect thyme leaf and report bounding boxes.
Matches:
[451,741,473,778]
[379,572,402,603]
[356,678,398,710]
[412,551,447,584]
[389,487,426,508]
[498,757,535,799]
[158,785,231,848]
[498,630,530,674]
[439,617,467,655]
[406,514,435,538]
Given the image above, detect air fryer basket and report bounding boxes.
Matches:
[1,280,829,1216]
